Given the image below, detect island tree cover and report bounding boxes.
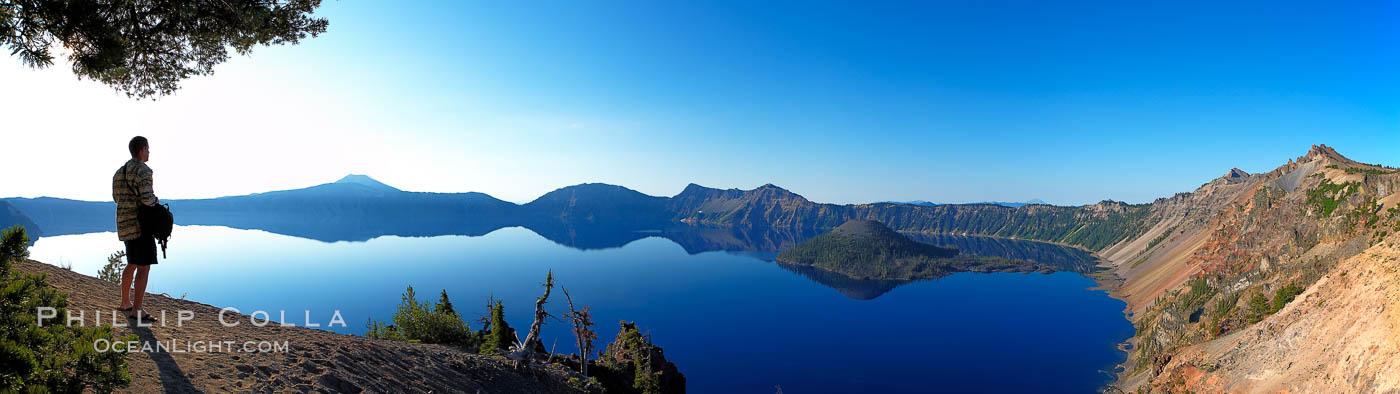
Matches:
[1,0,328,98]
[777,219,1055,280]
[778,219,959,278]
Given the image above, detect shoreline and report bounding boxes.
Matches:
[1086,249,1142,393]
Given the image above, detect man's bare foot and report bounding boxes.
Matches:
[119,304,133,312]
[129,309,157,322]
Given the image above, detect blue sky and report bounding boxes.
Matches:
[2,1,1397,205]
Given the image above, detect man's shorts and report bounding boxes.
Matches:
[124,235,158,266]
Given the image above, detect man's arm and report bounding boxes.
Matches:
[135,166,159,206]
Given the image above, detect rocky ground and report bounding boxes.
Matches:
[1099,145,1400,393]
[16,259,590,393]
[1147,234,1400,392]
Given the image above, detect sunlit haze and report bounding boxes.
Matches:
[3,1,1397,205]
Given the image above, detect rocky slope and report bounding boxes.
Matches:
[1140,234,1400,392]
[1093,145,1400,392]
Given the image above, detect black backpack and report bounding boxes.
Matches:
[124,166,174,257]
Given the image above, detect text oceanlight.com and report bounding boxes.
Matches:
[35,307,349,353]
[93,339,290,353]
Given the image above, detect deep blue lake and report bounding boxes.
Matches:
[29,225,1133,393]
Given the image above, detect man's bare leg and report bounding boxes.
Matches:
[119,264,137,310]
[131,265,151,317]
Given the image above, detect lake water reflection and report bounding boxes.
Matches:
[29,225,1132,393]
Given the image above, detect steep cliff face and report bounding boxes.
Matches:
[1100,145,1400,392]
[0,199,42,238]
[850,200,1154,250]
[1099,167,1269,313]
[669,183,851,229]
[671,184,1155,251]
[1141,235,1400,393]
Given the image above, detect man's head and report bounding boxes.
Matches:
[128,136,150,162]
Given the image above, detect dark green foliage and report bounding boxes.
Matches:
[1245,291,1270,324]
[634,357,662,394]
[1207,293,1239,337]
[1129,254,1150,269]
[437,290,456,316]
[97,251,125,284]
[1270,282,1303,314]
[568,376,603,391]
[1345,196,1382,230]
[1,0,328,98]
[0,225,135,392]
[613,324,657,392]
[597,321,684,394]
[363,318,407,342]
[1305,179,1358,217]
[1130,324,1158,374]
[478,299,515,354]
[0,225,29,266]
[364,286,477,349]
[1147,225,1179,251]
[1175,277,1214,313]
[1325,164,1397,175]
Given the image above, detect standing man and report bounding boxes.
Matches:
[113,136,159,322]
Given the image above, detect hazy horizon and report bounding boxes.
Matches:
[3,1,1396,205]
[1,146,1386,207]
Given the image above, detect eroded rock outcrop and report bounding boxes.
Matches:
[1101,145,1400,392]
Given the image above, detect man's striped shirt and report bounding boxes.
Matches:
[112,159,158,241]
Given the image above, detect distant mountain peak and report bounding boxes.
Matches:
[549,183,643,194]
[1301,144,1359,164]
[1221,168,1250,184]
[334,174,400,192]
[1293,144,1374,171]
[890,200,939,207]
[1305,144,1339,159]
[527,183,663,206]
[753,183,799,195]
